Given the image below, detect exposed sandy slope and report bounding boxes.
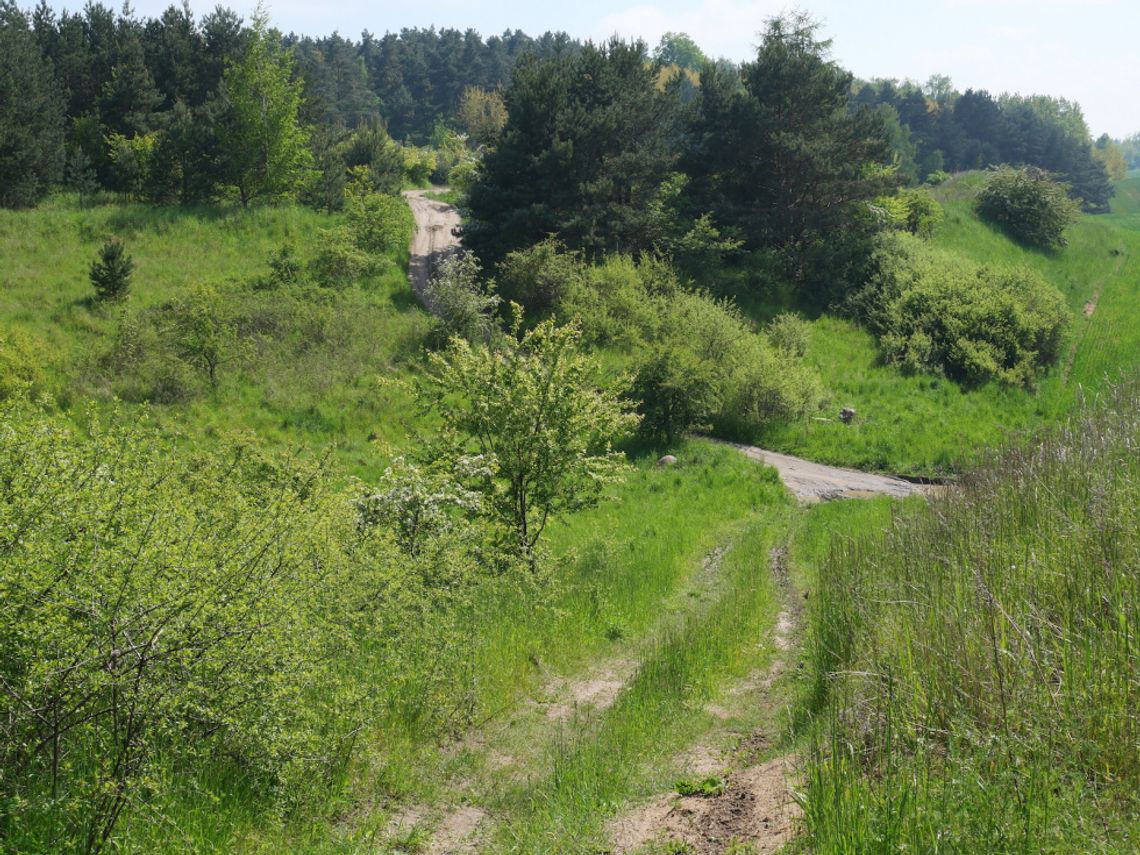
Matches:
[726,442,929,502]
[403,188,462,306]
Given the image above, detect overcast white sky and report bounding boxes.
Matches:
[61,0,1140,137]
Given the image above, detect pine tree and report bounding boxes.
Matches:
[466,39,679,266]
[0,0,65,207]
[684,13,894,298]
[90,237,134,301]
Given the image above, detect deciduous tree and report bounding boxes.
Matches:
[218,9,311,205]
[421,310,638,559]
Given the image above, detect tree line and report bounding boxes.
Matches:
[0,0,576,208]
[0,1,1119,219]
[852,77,1115,211]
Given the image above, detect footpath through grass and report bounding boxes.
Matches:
[108,440,790,852]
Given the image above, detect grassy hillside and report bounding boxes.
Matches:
[755,175,1140,476]
[2,179,1137,852]
[0,195,427,480]
[0,194,806,851]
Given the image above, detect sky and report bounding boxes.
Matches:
[58,0,1140,138]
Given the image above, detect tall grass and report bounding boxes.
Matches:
[801,381,1140,852]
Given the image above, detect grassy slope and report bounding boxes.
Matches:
[755,175,1140,476]
[0,195,427,480]
[108,440,792,852]
[5,180,1136,851]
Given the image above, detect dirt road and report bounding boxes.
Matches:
[401,190,929,504]
[725,442,928,502]
[403,188,462,305]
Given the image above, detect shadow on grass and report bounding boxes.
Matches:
[103,204,236,237]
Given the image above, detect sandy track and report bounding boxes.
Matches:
[726,442,928,502]
[403,188,462,306]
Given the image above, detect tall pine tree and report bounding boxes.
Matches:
[466,38,679,266]
[0,0,65,207]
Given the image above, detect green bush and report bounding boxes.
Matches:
[345,192,414,256]
[899,186,943,237]
[424,251,500,343]
[262,243,302,289]
[482,240,824,442]
[871,187,943,238]
[560,254,671,349]
[855,233,1069,387]
[0,400,401,851]
[631,345,723,442]
[976,165,1079,250]
[497,238,585,315]
[0,329,49,400]
[307,228,376,289]
[634,290,823,442]
[765,312,810,357]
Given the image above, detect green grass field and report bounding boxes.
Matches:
[3,178,1138,852]
[0,194,428,480]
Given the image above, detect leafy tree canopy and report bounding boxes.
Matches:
[652,31,707,70]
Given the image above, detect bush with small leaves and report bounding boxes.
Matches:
[89,237,133,301]
[0,329,49,400]
[977,165,1079,250]
[421,309,638,559]
[0,399,404,852]
[424,252,500,343]
[765,312,810,357]
[854,233,1070,387]
[497,238,585,316]
[307,229,375,289]
[346,192,414,255]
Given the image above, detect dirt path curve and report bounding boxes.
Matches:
[724,442,928,502]
[402,191,932,506]
[403,188,462,305]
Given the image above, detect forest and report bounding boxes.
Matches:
[2,2,1139,852]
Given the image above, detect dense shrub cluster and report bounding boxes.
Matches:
[502,245,828,442]
[0,400,404,851]
[871,186,943,237]
[0,330,49,400]
[1,390,575,850]
[424,252,500,343]
[976,165,1080,250]
[852,233,1069,387]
